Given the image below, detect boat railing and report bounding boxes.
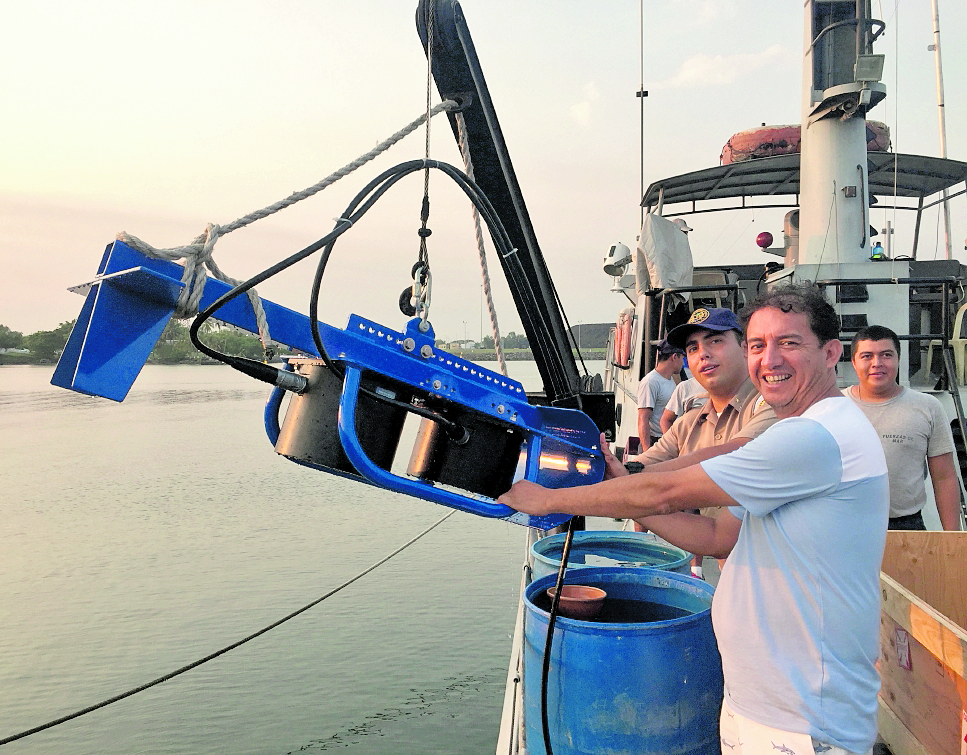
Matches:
[652,282,742,345]
[627,282,742,376]
[653,283,741,303]
[813,276,962,372]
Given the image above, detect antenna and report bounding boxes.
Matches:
[638,0,648,227]
[929,0,952,259]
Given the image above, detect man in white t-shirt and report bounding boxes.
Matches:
[500,285,888,755]
[845,324,962,530]
[636,339,684,449]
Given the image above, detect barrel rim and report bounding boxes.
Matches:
[524,566,714,630]
[530,531,692,572]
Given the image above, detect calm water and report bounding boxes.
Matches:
[0,361,603,754]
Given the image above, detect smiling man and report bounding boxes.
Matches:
[627,307,777,573]
[498,284,889,755]
[845,325,961,530]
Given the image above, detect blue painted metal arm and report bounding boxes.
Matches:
[54,240,604,528]
[338,365,515,518]
[53,240,322,401]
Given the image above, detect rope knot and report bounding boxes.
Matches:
[193,223,223,265]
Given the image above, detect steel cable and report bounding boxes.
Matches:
[0,510,455,747]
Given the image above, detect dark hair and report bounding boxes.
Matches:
[656,348,684,363]
[739,283,839,345]
[851,325,901,357]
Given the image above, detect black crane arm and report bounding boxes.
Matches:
[415,0,583,407]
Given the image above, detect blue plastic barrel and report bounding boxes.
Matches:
[530,531,691,582]
[523,566,723,755]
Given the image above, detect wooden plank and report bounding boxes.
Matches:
[877,696,931,755]
[879,604,967,754]
[881,531,967,630]
[881,573,967,680]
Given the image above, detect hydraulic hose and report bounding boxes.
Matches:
[540,516,578,755]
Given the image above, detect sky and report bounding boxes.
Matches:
[3,0,966,343]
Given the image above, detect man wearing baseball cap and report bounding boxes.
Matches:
[501,286,889,754]
[636,338,685,449]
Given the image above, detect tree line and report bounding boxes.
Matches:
[0,320,272,365]
[0,320,533,366]
[479,332,529,350]
[1,322,74,362]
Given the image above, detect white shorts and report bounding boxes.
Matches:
[719,698,872,755]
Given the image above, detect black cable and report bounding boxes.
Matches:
[0,510,456,748]
[306,161,431,371]
[548,273,589,405]
[187,216,357,385]
[496,247,574,401]
[186,158,533,391]
[188,158,525,447]
[540,517,578,755]
[188,160,426,381]
[370,390,469,443]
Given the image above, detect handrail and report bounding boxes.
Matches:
[809,17,885,53]
[941,348,967,525]
[815,276,959,286]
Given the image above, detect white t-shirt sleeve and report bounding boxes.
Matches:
[700,417,843,518]
[637,373,660,410]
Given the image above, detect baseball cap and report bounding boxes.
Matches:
[665,307,742,350]
[656,338,685,357]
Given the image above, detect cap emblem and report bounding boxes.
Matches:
[689,308,710,325]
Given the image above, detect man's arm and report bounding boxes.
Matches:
[643,437,752,472]
[497,463,735,520]
[659,408,677,435]
[638,408,653,448]
[927,452,963,530]
[633,509,742,559]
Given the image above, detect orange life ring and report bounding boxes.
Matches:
[614,310,633,368]
[720,121,891,165]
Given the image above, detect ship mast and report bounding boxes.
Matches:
[797,0,884,268]
[791,0,909,381]
[930,0,953,260]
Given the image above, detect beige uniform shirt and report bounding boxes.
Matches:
[634,380,776,517]
[637,379,777,464]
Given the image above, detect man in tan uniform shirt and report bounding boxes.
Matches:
[634,307,775,466]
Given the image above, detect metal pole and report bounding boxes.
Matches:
[930,0,953,260]
[638,0,646,227]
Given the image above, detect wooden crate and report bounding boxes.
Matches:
[878,531,967,755]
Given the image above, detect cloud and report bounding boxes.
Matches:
[654,44,790,90]
[569,82,601,128]
[689,0,737,25]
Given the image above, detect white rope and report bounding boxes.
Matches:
[455,112,508,376]
[117,99,460,347]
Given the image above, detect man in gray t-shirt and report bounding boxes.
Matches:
[845,325,962,531]
[636,339,684,448]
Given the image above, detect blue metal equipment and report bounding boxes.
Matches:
[50,1,618,531]
[52,240,604,529]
